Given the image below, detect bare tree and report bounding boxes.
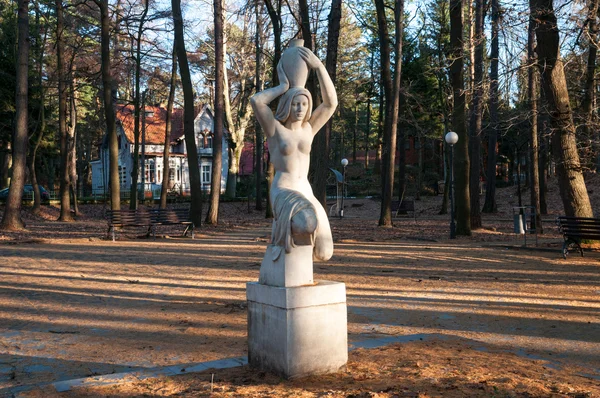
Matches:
[129,0,150,209]
[57,0,73,221]
[450,0,470,235]
[581,0,600,171]
[206,0,225,224]
[224,13,254,198]
[95,0,120,210]
[254,0,264,211]
[311,0,342,207]
[1,0,29,230]
[172,0,203,226]
[160,48,177,209]
[29,0,50,215]
[527,15,542,232]
[263,0,282,219]
[482,0,499,213]
[468,0,483,229]
[530,0,594,217]
[375,0,403,227]
[68,70,79,216]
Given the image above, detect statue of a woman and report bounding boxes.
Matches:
[251,47,337,262]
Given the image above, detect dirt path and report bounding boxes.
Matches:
[0,181,599,397]
[0,213,598,396]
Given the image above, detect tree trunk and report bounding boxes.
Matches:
[539,130,549,214]
[68,74,79,216]
[0,149,11,190]
[30,0,48,215]
[57,0,73,221]
[365,53,374,170]
[263,0,282,219]
[223,32,237,199]
[374,84,383,173]
[224,20,253,200]
[160,48,177,210]
[527,16,542,232]
[450,0,471,235]
[206,0,224,224]
[130,0,149,209]
[582,0,599,145]
[468,0,483,229]
[531,0,594,218]
[1,0,29,231]
[173,0,202,226]
[254,0,264,211]
[375,0,403,227]
[308,0,342,207]
[482,0,499,213]
[352,103,358,163]
[99,0,120,211]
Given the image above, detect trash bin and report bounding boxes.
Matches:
[513,213,525,234]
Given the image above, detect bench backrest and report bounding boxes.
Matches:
[149,208,191,223]
[106,209,152,225]
[556,216,600,240]
[391,200,415,212]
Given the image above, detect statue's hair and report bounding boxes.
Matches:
[275,88,313,123]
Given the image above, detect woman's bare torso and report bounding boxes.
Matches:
[269,122,314,196]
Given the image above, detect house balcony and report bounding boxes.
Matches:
[198,147,213,156]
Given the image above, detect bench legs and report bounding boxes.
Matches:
[183,224,194,239]
[562,239,584,259]
[107,226,116,242]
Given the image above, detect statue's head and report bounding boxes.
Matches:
[275,87,313,124]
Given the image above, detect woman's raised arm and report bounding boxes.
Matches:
[250,62,289,138]
[298,48,338,134]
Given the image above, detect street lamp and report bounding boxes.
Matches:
[445,132,458,239]
[341,158,348,218]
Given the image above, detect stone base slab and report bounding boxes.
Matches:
[247,281,348,379]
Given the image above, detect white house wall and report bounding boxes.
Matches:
[90,107,229,196]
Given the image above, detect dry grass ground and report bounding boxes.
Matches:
[0,175,599,397]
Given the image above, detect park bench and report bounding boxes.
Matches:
[556,216,600,259]
[391,199,416,220]
[106,208,194,241]
[149,208,194,239]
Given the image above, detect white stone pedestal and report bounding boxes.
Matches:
[258,245,313,287]
[246,280,348,379]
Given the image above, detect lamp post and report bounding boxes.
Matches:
[341,158,348,218]
[445,132,458,239]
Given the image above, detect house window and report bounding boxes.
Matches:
[202,164,211,184]
[169,159,176,184]
[118,165,127,187]
[207,135,213,149]
[404,140,410,150]
[145,159,155,183]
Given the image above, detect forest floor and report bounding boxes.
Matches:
[0,175,599,397]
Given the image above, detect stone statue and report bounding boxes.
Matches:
[251,42,337,267]
[247,42,347,379]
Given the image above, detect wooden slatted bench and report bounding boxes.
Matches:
[391,199,416,220]
[106,209,153,241]
[149,208,194,239]
[105,208,194,241]
[556,216,600,259]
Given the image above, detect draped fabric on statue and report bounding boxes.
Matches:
[271,189,317,261]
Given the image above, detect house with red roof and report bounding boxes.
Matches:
[90,103,229,197]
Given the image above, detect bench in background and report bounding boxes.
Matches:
[556,216,600,259]
[391,199,415,221]
[106,208,194,241]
